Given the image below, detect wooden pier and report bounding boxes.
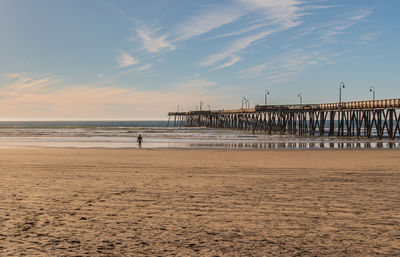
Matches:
[168,99,400,139]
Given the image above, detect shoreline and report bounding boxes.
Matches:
[0,146,398,151]
[1,145,400,151]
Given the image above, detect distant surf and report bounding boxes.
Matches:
[0,121,398,149]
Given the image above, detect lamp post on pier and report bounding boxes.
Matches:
[200,101,203,111]
[297,92,303,108]
[242,97,247,109]
[370,86,375,101]
[339,82,345,107]
[265,89,270,105]
[246,98,250,109]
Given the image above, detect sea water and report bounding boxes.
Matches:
[0,120,399,149]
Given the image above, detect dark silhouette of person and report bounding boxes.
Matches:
[137,134,143,148]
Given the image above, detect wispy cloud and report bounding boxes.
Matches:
[350,9,373,21]
[212,55,241,70]
[238,6,376,82]
[113,1,376,82]
[239,63,267,77]
[240,49,335,82]
[318,9,374,43]
[117,51,138,68]
[203,20,273,41]
[121,0,310,71]
[177,0,305,41]
[2,72,61,95]
[358,32,380,43]
[136,63,152,72]
[176,6,245,41]
[200,29,276,68]
[237,0,305,29]
[0,72,225,119]
[169,79,216,91]
[197,0,309,70]
[136,26,175,53]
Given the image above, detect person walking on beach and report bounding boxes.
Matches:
[137,134,143,148]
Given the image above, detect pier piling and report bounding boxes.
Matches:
[168,99,400,139]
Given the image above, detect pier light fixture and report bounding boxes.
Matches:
[246,98,250,109]
[370,86,375,101]
[200,101,204,111]
[265,89,270,105]
[339,82,345,107]
[177,104,180,112]
[207,104,211,111]
[242,97,247,109]
[297,92,303,108]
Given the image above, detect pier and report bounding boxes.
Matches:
[168,99,400,139]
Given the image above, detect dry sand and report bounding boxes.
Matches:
[0,148,399,256]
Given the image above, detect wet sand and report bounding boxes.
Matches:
[0,148,399,256]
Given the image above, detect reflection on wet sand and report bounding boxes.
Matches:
[187,141,400,149]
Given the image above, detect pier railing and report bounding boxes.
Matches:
[168,99,400,139]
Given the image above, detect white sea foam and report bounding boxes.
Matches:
[0,121,398,149]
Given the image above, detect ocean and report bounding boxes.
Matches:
[0,120,398,149]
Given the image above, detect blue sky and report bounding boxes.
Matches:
[0,0,399,120]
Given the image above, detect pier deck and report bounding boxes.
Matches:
[168,99,400,139]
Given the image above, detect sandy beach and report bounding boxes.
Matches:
[0,148,399,256]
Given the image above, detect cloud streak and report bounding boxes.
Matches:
[136,63,152,72]
[318,9,374,43]
[240,7,376,82]
[117,51,139,68]
[237,0,305,29]
[169,79,217,91]
[136,27,175,53]
[212,55,241,70]
[0,73,225,119]
[240,49,335,82]
[200,29,276,68]
[196,0,307,69]
[125,0,310,71]
[176,6,245,41]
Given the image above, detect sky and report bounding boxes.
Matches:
[0,0,400,120]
